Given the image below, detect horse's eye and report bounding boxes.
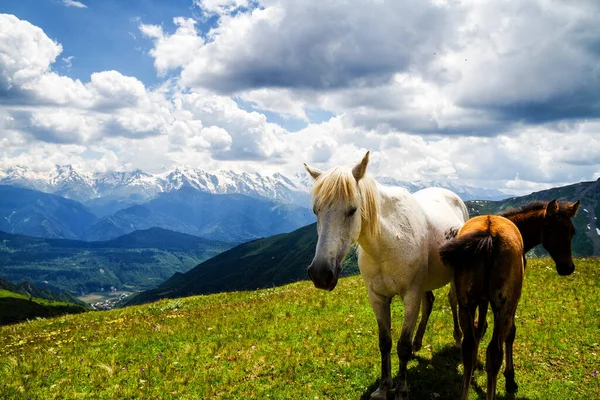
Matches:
[347,207,357,217]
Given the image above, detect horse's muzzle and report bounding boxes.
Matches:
[557,262,575,276]
[307,260,341,291]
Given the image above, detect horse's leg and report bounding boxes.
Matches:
[367,290,393,400]
[504,322,518,393]
[395,289,422,400]
[475,300,489,342]
[474,300,489,372]
[449,281,462,348]
[458,303,478,400]
[485,310,513,400]
[412,291,434,352]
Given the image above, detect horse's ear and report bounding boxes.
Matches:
[545,199,559,217]
[568,200,580,217]
[304,163,322,180]
[352,151,370,181]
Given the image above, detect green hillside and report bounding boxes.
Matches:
[0,289,88,326]
[0,277,85,306]
[0,258,597,399]
[466,178,600,256]
[124,223,358,306]
[0,228,233,295]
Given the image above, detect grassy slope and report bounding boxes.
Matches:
[1,258,598,399]
[0,290,88,326]
[0,277,85,306]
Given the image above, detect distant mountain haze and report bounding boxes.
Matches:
[0,185,97,239]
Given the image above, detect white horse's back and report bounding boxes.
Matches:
[413,187,469,291]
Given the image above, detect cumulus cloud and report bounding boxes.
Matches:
[3,5,600,195]
[139,17,204,77]
[179,1,455,93]
[0,13,287,167]
[0,14,62,93]
[139,1,600,137]
[237,88,308,121]
[173,90,288,160]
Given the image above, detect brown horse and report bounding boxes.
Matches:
[440,199,579,400]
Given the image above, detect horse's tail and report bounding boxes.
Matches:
[440,230,495,271]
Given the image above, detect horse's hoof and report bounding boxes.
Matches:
[395,390,409,400]
[412,340,422,352]
[370,388,388,400]
[506,380,519,393]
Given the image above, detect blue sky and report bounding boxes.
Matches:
[1,0,599,194]
[2,0,202,86]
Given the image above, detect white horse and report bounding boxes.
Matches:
[305,152,468,400]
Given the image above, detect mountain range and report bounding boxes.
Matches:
[0,165,310,215]
[0,164,513,243]
[80,187,315,242]
[0,165,510,215]
[0,184,315,242]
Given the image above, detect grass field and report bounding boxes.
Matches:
[0,258,598,399]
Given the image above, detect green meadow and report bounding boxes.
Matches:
[1,258,598,399]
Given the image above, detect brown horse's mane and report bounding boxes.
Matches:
[500,200,572,218]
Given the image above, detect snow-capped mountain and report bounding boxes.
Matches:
[0,165,311,212]
[0,165,510,217]
[159,166,309,204]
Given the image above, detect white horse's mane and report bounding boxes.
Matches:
[310,166,380,239]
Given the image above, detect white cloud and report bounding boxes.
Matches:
[2,5,600,196]
[0,14,62,91]
[139,1,600,136]
[61,0,87,9]
[173,90,289,160]
[139,18,205,77]
[179,1,456,93]
[238,88,308,121]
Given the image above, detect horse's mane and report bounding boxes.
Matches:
[311,166,380,238]
[500,200,572,218]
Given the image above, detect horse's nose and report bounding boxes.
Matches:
[557,262,575,276]
[307,262,335,290]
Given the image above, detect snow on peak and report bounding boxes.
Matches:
[0,165,309,205]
